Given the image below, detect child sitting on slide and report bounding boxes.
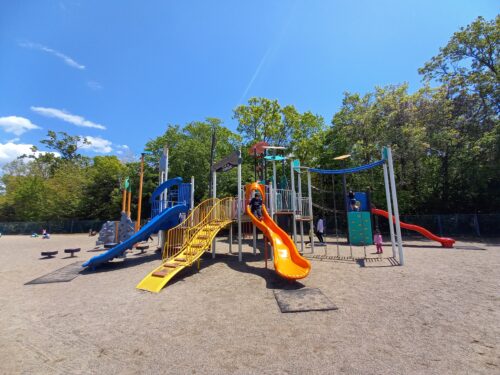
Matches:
[249,191,263,220]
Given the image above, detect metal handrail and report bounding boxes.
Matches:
[163,198,217,261]
[163,197,237,264]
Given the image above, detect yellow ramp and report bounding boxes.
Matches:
[136,220,231,293]
[136,248,205,293]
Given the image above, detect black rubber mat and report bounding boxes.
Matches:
[25,262,83,284]
[274,287,338,313]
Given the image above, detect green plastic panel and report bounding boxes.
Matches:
[348,212,373,245]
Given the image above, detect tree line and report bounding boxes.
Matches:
[0,16,498,222]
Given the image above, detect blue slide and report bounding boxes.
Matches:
[83,177,189,269]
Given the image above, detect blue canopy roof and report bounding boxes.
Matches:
[309,159,385,175]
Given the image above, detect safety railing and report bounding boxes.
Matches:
[298,197,311,218]
[163,197,237,264]
[275,189,293,212]
[163,198,217,261]
[151,199,177,218]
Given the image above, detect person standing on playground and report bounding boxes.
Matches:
[348,190,357,211]
[249,191,263,220]
[374,229,383,254]
[315,215,325,245]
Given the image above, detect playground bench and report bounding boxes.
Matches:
[135,244,149,253]
[64,248,81,257]
[40,251,58,258]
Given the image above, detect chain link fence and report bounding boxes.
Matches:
[0,220,106,235]
[293,213,499,239]
[0,214,498,238]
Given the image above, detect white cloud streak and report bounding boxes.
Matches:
[79,136,113,153]
[0,141,57,166]
[236,1,298,105]
[19,41,85,70]
[31,106,106,130]
[0,116,41,136]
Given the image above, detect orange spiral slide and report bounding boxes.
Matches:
[371,208,455,248]
[245,182,311,280]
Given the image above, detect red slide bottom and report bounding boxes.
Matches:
[371,208,455,248]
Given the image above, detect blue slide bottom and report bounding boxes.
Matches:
[83,204,188,268]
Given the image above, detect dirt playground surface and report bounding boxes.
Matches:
[0,233,499,374]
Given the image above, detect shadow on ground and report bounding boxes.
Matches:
[79,251,161,275]
[166,239,306,291]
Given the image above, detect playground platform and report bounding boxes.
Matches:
[0,233,499,374]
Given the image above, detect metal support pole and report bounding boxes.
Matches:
[159,146,168,250]
[307,170,315,253]
[297,170,305,253]
[190,176,195,210]
[237,152,242,262]
[383,163,396,258]
[268,181,274,261]
[229,224,233,254]
[136,153,145,231]
[272,160,277,221]
[290,160,297,244]
[253,224,257,255]
[268,182,274,218]
[163,146,169,211]
[386,147,404,265]
[272,160,277,192]
[212,171,217,258]
[342,172,348,242]
[264,237,268,269]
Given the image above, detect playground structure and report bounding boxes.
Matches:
[136,148,316,292]
[137,150,243,292]
[83,176,193,268]
[136,197,237,292]
[371,208,455,248]
[308,147,456,263]
[309,148,405,262]
[245,182,310,280]
[84,144,456,292]
[83,147,194,268]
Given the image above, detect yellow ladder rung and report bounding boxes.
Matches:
[163,262,179,268]
[152,269,170,277]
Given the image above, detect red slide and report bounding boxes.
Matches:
[371,208,455,248]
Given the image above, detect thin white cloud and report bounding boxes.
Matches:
[31,106,106,130]
[115,144,130,155]
[80,136,113,153]
[236,1,298,105]
[237,47,273,105]
[0,116,41,136]
[87,81,103,90]
[0,141,57,166]
[19,41,85,70]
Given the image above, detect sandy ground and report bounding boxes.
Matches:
[0,233,499,375]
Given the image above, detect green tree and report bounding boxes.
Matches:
[419,15,499,113]
[145,119,242,202]
[82,156,127,220]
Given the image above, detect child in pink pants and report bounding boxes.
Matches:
[374,230,383,254]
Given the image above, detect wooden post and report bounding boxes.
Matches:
[122,188,126,212]
[127,189,132,218]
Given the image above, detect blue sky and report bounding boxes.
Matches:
[0,0,497,165]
